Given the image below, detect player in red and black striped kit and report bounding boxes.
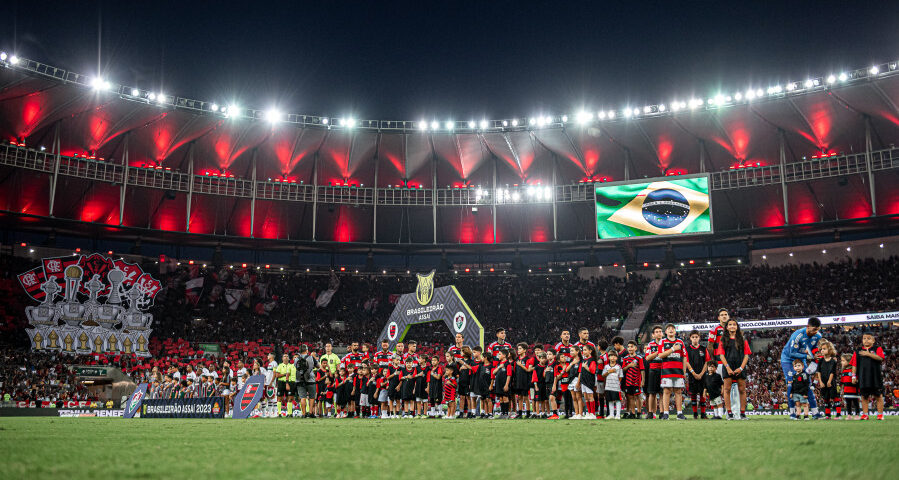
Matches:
[643,325,664,418]
[658,323,688,420]
[554,330,574,359]
[447,333,465,361]
[621,341,645,419]
[373,340,393,374]
[685,330,710,419]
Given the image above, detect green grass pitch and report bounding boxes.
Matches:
[1,417,897,479]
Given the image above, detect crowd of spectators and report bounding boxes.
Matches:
[650,257,899,325]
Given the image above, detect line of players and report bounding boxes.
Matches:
[251,310,887,420]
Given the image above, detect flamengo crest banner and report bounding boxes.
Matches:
[19,253,160,357]
[231,374,266,419]
[675,310,899,332]
[123,383,149,418]
[377,271,484,349]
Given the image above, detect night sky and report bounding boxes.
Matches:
[2,1,897,120]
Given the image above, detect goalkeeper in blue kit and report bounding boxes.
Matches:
[780,317,823,419]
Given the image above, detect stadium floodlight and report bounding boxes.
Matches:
[658,103,666,112]
[148,92,157,101]
[419,120,428,130]
[321,117,329,125]
[265,108,282,123]
[543,186,551,199]
[90,77,110,90]
[745,90,755,100]
[536,116,546,127]
[157,92,167,103]
[529,117,536,126]
[210,103,219,112]
[430,120,439,130]
[785,82,795,91]
[606,110,615,119]
[511,191,520,202]
[671,102,680,112]
[756,88,764,97]
[643,106,652,114]
[130,88,140,96]
[502,120,508,127]
[734,92,743,101]
[826,75,836,84]
[561,115,568,123]
[838,72,848,82]
[9,55,19,65]
[869,66,879,75]
[511,119,519,126]
[468,120,476,128]
[544,115,552,125]
[227,105,240,118]
[346,118,357,128]
[804,79,814,88]
[479,119,488,129]
[597,110,607,119]
[623,109,632,118]
[446,121,454,130]
[576,111,592,124]
[0,52,6,61]
[632,108,640,116]
[714,94,725,105]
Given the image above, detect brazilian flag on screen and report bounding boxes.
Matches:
[595,176,711,239]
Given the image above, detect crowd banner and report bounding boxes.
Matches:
[231,374,266,419]
[377,271,484,350]
[123,383,148,418]
[675,310,899,332]
[141,397,225,418]
[58,409,124,417]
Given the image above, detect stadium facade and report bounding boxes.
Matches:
[1,54,898,269]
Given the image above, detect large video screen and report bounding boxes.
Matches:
[595,175,712,240]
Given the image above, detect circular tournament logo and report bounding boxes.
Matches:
[387,321,399,341]
[641,189,690,229]
[453,312,467,333]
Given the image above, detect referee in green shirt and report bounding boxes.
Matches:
[274,353,296,416]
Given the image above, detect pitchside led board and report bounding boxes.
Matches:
[594,174,712,241]
[377,271,484,350]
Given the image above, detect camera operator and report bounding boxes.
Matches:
[294,345,319,418]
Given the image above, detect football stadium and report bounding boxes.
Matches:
[1,2,899,479]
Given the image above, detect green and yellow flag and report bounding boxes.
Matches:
[595,176,711,239]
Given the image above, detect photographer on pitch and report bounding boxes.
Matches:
[294,345,319,418]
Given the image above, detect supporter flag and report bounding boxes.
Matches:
[595,177,711,239]
[135,273,162,302]
[185,277,204,305]
[18,267,48,301]
[315,289,336,308]
[42,256,81,291]
[77,253,116,295]
[225,289,244,310]
[113,259,144,288]
[388,294,401,305]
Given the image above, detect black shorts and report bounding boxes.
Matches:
[623,385,641,396]
[535,384,548,402]
[605,390,622,403]
[723,371,746,381]
[388,385,400,400]
[645,369,661,394]
[688,379,705,396]
[821,386,839,401]
[277,381,295,397]
[513,387,529,397]
[858,386,883,397]
[457,381,469,397]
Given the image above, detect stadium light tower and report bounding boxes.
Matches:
[265,108,282,123]
[227,105,241,118]
[479,119,488,129]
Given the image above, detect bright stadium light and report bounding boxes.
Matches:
[511,191,520,202]
[345,118,357,128]
[430,120,439,130]
[468,120,476,128]
[0,52,6,61]
[227,105,240,117]
[804,79,814,88]
[632,108,640,116]
[210,103,219,112]
[623,109,632,118]
[148,92,157,101]
[90,77,110,90]
[745,90,755,100]
[671,102,680,112]
[826,75,836,84]
[511,119,519,126]
[606,110,615,119]
[536,116,546,127]
[869,66,879,75]
[502,120,508,127]
[445,121,454,130]
[597,110,607,119]
[756,88,764,97]
[157,92,167,103]
[479,119,488,129]
[658,104,666,112]
[561,115,568,123]
[838,72,848,82]
[734,92,743,101]
[529,117,536,126]
[419,120,428,130]
[544,115,552,125]
[265,108,282,123]
[9,55,19,65]
[576,111,592,124]
[643,106,652,114]
[130,88,140,96]
[321,117,329,125]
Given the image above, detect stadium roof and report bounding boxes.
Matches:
[1,55,899,254]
